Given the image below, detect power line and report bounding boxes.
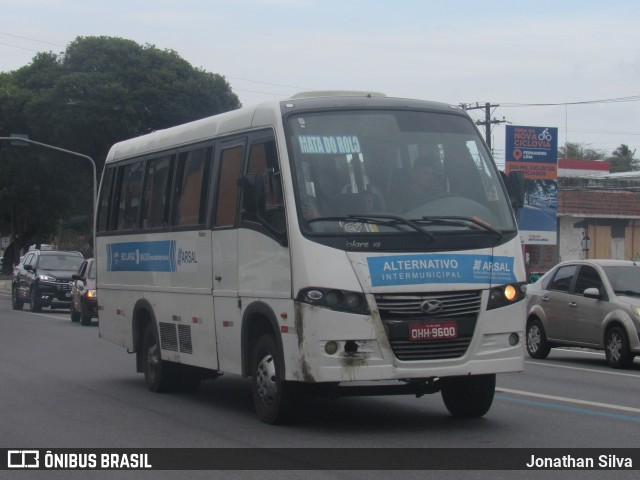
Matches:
[0,42,41,53]
[0,31,65,47]
[498,95,640,107]
[0,31,310,96]
[4,31,640,110]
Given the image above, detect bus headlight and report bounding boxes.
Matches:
[504,285,517,301]
[297,287,370,315]
[487,283,526,311]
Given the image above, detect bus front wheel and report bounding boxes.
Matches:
[251,334,298,424]
[440,374,495,418]
[142,322,179,393]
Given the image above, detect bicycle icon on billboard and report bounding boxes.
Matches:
[538,128,553,141]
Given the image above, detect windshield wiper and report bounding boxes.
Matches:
[307,214,435,241]
[410,216,504,239]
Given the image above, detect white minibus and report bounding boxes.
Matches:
[96,91,526,424]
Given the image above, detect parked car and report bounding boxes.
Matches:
[70,258,97,325]
[526,259,640,368]
[12,249,84,312]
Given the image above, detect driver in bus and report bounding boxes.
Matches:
[391,155,444,213]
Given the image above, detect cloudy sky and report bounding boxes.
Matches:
[1,0,639,166]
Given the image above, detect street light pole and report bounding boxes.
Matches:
[0,135,97,252]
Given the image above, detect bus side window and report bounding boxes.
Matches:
[115,161,144,231]
[140,154,174,229]
[172,147,212,227]
[214,145,244,228]
[96,167,115,232]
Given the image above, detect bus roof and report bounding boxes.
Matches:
[104,93,462,164]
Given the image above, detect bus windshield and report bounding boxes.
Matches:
[287,109,516,236]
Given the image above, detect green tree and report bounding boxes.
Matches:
[557,142,605,161]
[607,144,638,173]
[0,36,240,269]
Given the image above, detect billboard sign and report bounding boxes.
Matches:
[505,125,558,245]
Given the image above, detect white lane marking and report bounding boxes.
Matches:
[525,359,640,378]
[554,347,604,356]
[497,387,640,414]
[8,309,70,320]
[24,312,69,320]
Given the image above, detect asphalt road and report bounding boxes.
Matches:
[1,292,639,479]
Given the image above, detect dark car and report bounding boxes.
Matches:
[12,249,84,312]
[70,258,97,325]
[526,259,640,368]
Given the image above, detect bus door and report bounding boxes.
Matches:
[237,134,291,308]
[211,139,245,374]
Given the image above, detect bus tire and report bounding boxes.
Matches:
[142,322,179,393]
[251,334,298,424]
[440,374,495,418]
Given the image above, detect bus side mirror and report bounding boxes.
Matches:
[239,173,288,246]
[238,173,266,216]
[501,171,525,213]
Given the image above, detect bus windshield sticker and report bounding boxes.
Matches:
[367,254,516,287]
[339,221,379,233]
[297,135,361,155]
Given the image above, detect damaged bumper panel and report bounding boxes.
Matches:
[285,301,524,383]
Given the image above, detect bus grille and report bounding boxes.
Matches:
[374,291,481,361]
[159,322,193,354]
[375,291,482,319]
[159,322,178,351]
[178,324,193,354]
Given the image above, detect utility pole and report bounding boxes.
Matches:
[461,102,507,152]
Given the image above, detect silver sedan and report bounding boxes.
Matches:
[525,259,640,368]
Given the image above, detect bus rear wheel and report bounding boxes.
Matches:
[440,374,495,418]
[251,334,298,424]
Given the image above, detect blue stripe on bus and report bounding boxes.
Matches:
[367,253,516,287]
[107,240,176,272]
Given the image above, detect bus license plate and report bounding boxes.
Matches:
[408,321,458,341]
